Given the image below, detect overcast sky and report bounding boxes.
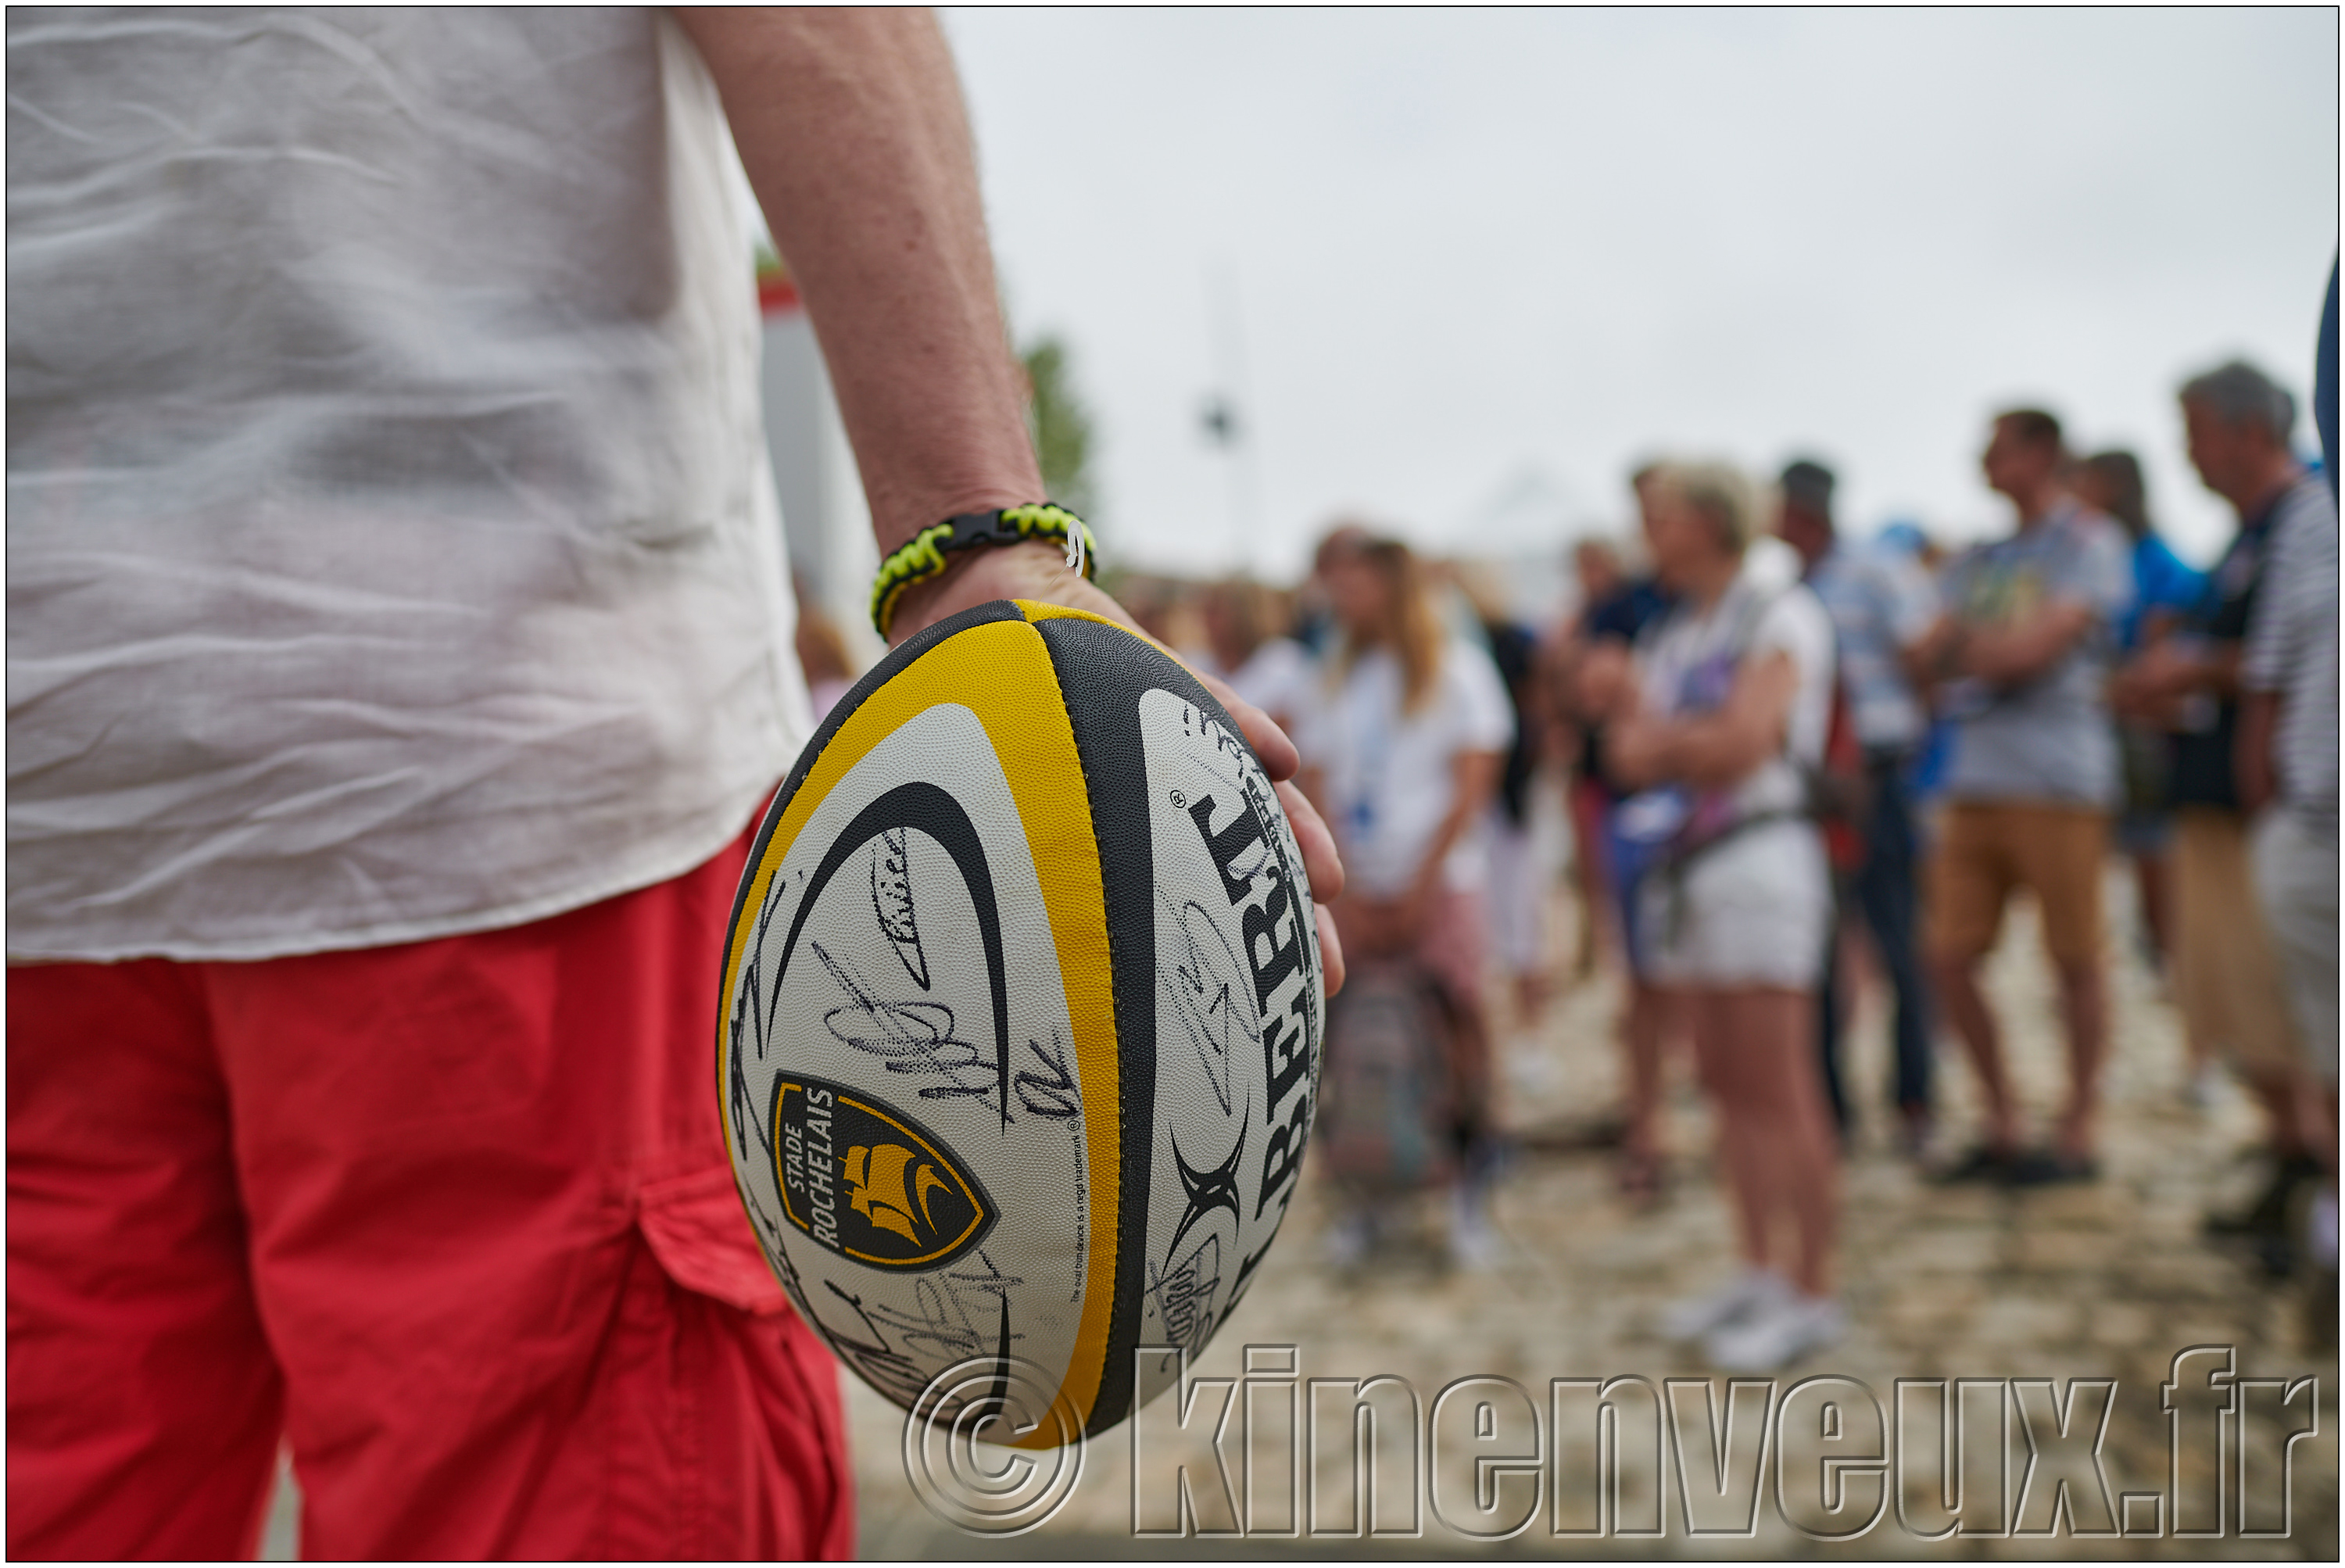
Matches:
[941,6,2339,585]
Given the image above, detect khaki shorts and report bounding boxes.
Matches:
[1924,801,2107,965]
[2171,808,2301,1076]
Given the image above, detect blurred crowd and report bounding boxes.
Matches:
[789,354,2339,1376]
[1072,356,2337,1375]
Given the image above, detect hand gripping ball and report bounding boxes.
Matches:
[718,600,1326,1443]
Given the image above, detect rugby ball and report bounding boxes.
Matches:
[718,599,1325,1442]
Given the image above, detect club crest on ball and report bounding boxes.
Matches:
[772,1075,996,1269]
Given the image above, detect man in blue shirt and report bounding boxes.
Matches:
[1775,459,1938,1152]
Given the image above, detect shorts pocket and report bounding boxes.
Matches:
[635,1165,792,1316]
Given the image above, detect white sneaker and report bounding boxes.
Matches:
[1706,1292,1846,1373]
[1659,1268,1787,1343]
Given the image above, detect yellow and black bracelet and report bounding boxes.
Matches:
[868,503,1097,640]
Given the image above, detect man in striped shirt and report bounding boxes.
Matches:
[2138,360,2331,1263]
[2238,407,2340,1121]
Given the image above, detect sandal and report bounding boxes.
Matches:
[1931,1143,2015,1185]
[2003,1147,2099,1187]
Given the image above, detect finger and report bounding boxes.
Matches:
[1275,778,1345,902]
[1314,904,1347,997]
[1198,671,1299,782]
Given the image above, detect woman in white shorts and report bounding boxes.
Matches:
[1576,461,1842,1372]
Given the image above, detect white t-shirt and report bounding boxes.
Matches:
[1224,637,1316,726]
[1293,637,1516,900]
[1634,568,1836,821]
[6,9,808,961]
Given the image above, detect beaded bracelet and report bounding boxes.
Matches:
[868,503,1096,640]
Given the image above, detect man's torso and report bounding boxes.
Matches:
[2165,502,2279,812]
[6,8,809,960]
[1939,504,2130,808]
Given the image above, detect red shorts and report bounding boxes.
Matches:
[6,829,854,1560]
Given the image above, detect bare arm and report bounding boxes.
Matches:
[1901,618,1959,693]
[675,7,1123,639]
[1411,750,1503,901]
[678,8,1030,552]
[675,9,1344,993]
[2117,638,2243,703]
[1603,650,1799,793]
[1342,749,1501,957]
[1951,599,2098,687]
[2110,632,2243,727]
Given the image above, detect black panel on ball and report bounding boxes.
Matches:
[1033,614,1254,1435]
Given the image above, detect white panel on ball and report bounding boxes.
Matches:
[725,700,1090,1414]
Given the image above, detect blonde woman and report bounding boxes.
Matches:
[1575,464,1843,1370]
[1296,532,1514,1266]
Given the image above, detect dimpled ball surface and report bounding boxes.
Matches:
[718,600,1324,1442]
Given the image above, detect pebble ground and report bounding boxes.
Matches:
[849,879,2340,1560]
